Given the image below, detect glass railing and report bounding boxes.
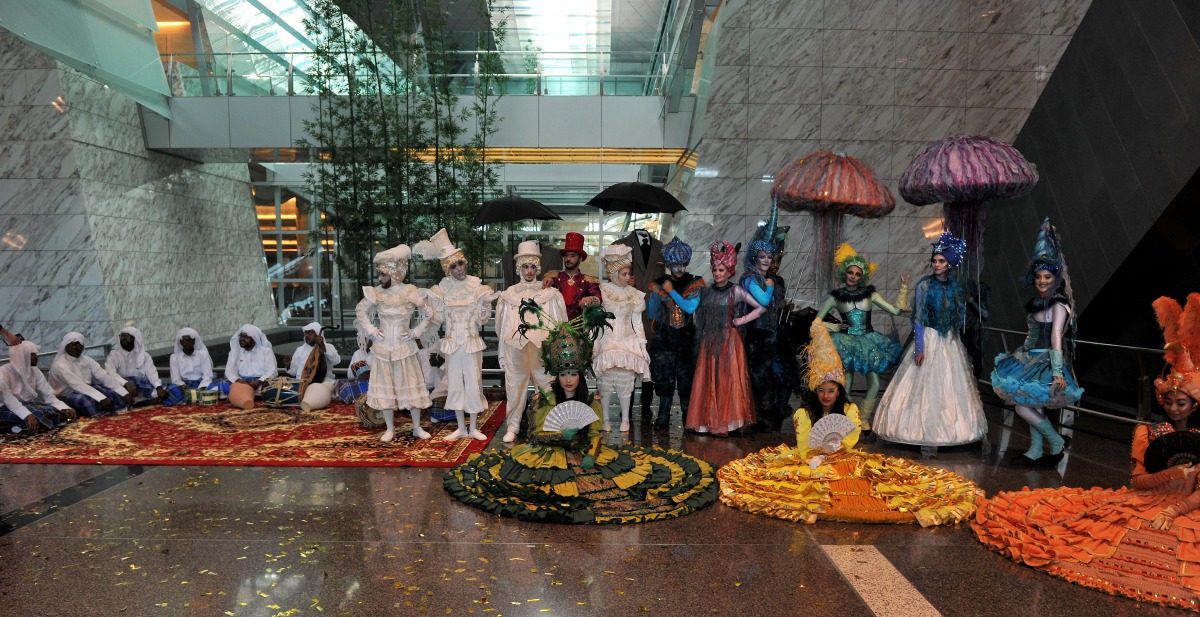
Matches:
[161,50,666,97]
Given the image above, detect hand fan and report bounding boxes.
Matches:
[807,414,858,452]
[542,400,599,432]
[1144,431,1200,473]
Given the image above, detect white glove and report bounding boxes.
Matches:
[368,328,385,343]
[808,455,826,470]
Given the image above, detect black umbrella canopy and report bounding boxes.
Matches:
[472,196,563,227]
[587,182,686,214]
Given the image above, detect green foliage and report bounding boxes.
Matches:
[298,0,506,290]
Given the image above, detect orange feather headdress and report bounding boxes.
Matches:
[1153,293,1200,404]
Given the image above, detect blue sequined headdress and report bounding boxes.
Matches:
[661,236,693,266]
[744,197,784,271]
[1024,217,1076,336]
[930,231,967,267]
[1026,217,1063,281]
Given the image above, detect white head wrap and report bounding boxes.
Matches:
[56,332,87,358]
[6,340,39,397]
[227,324,276,380]
[174,327,207,357]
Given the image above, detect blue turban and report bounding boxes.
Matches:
[661,236,693,265]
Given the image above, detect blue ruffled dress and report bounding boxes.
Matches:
[831,309,904,374]
[991,311,1083,408]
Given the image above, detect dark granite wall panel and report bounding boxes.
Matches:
[985,0,1200,337]
[979,0,1200,402]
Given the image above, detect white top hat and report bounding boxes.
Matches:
[514,240,541,260]
[414,228,460,261]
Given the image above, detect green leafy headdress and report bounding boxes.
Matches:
[518,300,612,375]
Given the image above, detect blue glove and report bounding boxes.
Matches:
[581,454,596,469]
[1049,349,1064,377]
[561,428,578,440]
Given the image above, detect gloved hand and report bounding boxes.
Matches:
[581,454,596,470]
[560,428,578,440]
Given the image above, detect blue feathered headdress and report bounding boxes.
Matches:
[930,231,967,267]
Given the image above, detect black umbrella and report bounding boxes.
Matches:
[471,195,562,227]
[587,182,686,214]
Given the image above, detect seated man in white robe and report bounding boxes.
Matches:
[0,341,76,434]
[166,327,219,404]
[223,324,278,407]
[49,332,134,417]
[272,322,341,410]
[106,326,168,405]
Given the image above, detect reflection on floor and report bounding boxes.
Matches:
[0,402,1178,616]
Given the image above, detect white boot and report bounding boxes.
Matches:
[468,412,486,441]
[409,409,430,439]
[443,410,467,440]
[619,391,631,432]
[598,383,613,432]
[381,409,395,442]
[502,401,521,443]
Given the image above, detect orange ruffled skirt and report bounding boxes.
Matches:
[718,445,983,526]
[973,487,1200,611]
[686,330,756,436]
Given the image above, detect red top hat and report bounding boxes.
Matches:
[560,232,588,260]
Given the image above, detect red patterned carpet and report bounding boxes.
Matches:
[0,401,505,468]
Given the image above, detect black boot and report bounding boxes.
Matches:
[641,383,655,422]
[655,395,672,428]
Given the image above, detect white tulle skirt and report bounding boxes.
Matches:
[872,327,987,447]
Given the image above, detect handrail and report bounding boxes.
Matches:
[983,326,1165,355]
[981,325,1163,425]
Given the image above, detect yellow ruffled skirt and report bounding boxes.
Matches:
[718,445,982,526]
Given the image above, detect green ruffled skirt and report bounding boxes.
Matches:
[443,443,719,524]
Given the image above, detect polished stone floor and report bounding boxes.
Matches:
[0,401,1183,617]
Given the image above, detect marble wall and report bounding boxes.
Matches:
[674,0,1092,338]
[0,29,274,353]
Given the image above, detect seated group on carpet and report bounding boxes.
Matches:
[0,319,358,435]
